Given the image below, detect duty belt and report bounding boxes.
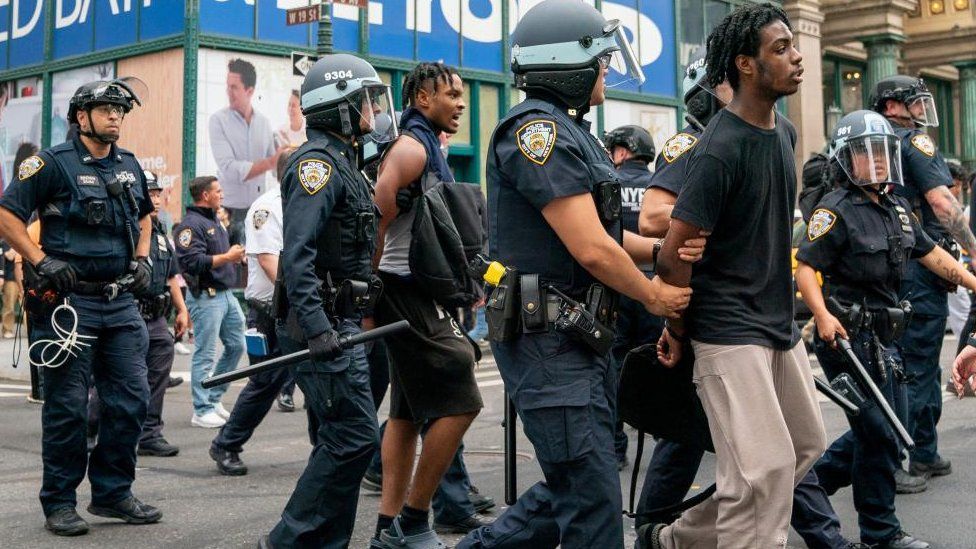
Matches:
[825,297,913,345]
[138,293,172,321]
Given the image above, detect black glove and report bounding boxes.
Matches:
[35,256,77,291]
[308,329,342,363]
[128,258,153,295]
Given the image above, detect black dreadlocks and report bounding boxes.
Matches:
[704,2,791,90]
[401,62,458,108]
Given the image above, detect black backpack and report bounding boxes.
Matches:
[408,170,488,309]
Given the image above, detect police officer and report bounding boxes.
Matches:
[870,76,976,488]
[603,124,656,470]
[635,53,854,549]
[262,53,396,548]
[796,110,976,549]
[136,170,190,457]
[0,78,160,535]
[457,1,698,546]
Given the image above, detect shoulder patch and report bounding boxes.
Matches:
[253,209,270,230]
[177,228,192,248]
[807,209,837,241]
[911,134,935,157]
[18,155,44,180]
[516,119,557,166]
[298,159,333,195]
[662,133,697,163]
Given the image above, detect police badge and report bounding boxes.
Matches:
[298,159,332,195]
[911,134,935,157]
[253,209,270,230]
[807,208,837,241]
[178,228,193,248]
[662,133,697,163]
[18,155,44,181]
[516,120,556,165]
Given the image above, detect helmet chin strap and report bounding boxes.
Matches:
[78,110,118,144]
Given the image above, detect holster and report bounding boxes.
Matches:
[873,301,913,345]
[138,293,172,321]
[519,274,547,333]
[485,267,519,342]
[328,278,373,318]
[272,262,288,322]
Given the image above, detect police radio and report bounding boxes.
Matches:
[546,285,613,357]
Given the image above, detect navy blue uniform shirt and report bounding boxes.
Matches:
[616,159,652,234]
[797,188,935,309]
[890,126,953,242]
[142,219,178,297]
[0,136,151,281]
[647,125,702,197]
[280,129,377,340]
[174,206,237,291]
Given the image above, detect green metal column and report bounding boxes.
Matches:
[318,5,334,55]
[861,34,903,97]
[40,0,55,148]
[182,0,200,209]
[957,61,976,170]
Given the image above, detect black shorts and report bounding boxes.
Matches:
[375,272,483,422]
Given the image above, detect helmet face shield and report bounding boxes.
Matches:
[906,93,939,127]
[837,135,903,187]
[348,84,398,143]
[605,21,645,88]
[87,77,146,111]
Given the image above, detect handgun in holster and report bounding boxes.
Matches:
[547,285,614,357]
[330,278,372,317]
[826,296,865,335]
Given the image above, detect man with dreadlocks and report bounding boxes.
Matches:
[647,4,827,548]
[371,61,485,548]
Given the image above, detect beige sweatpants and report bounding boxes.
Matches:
[660,341,827,549]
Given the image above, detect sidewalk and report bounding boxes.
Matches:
[0,332,32,382]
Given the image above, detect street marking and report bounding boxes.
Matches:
[0,384,29,391]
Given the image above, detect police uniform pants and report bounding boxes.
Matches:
[141,315,175,445]
[458,330,623,549]
[212,311,289,454]
[898,313,947,464]
[269,319,378,549]
[36,294,149,516]
[813,332,903,546]
[658,341,827,549]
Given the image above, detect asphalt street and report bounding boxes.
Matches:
[2,335,976,548]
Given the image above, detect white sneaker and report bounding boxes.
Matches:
[191,411,226,428]
[213,402,231,420]
[174,342,191,355]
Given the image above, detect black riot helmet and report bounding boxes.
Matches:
[300,53,397,145]
[682,47,723,129]
[68,77,146,143]
[603,125,655,163]
[145,170,162,192]
[869,75,939,127]
[511,0,644,112]
[828,110,903,190]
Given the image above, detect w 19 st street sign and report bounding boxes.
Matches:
[285,0,367,25]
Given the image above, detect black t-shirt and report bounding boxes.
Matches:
[672,109,800,349]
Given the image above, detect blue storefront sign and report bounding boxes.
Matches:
[0,0,676,98]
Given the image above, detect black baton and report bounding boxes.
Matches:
[814,375,859,416]
[504,391,518,506]
[837,338,914,450]
[201,320,410,389]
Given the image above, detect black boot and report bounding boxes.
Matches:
[210,445,248,476]
[87,496,162,524]
[909,456,951,478]
[894,468,927,494]
[44,507,89,536]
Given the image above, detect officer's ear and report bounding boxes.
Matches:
[75,109,90,130]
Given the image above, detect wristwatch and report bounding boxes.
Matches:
[967,332,976,349]
[650,240,663,271]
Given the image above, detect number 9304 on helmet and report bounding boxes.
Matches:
[301,53,398,145]
[511,0,644,111]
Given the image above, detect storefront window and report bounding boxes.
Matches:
[839,64,864,113]
[679,0,732,65]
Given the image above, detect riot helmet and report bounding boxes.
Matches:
[682,47,724,128]
[828,110,903,189]
[145,170,162,192]
[68,77,146,144]
[301,54,397,145]
[511,0,644,111]
[870,75,939,127]
[602,125,655,163]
